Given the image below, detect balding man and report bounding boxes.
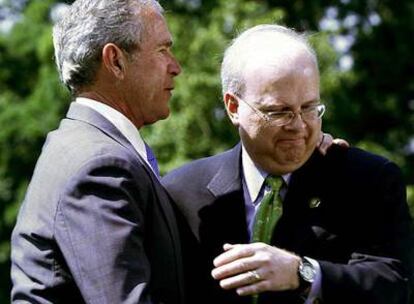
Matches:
[162,25,413,304]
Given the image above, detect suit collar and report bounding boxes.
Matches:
[65,102,159,180]
[66,102,133,151]
[76,98,149,166]
[207,143,243,197]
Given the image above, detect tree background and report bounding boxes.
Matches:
[0,0,413,301]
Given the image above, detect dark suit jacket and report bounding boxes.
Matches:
[11,102,185,304]
[162,143,413,304]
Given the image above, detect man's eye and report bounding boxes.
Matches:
[302,105,317,113]
[268,112,289,119]
[159,46,172,53]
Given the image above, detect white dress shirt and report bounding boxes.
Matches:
[241,145,322,303]
[76,97,157,176]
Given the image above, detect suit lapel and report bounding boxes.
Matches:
[206,144,243,197]
[202,144,249,248]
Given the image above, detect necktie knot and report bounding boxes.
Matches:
[265,176,283,191]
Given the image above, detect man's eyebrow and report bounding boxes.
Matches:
[304,99,321,105]
[158,40,173,47]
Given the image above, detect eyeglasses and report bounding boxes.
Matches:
[235,96,326,127]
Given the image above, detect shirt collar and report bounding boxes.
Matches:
[241,145,291,202]
[76,97,149,165]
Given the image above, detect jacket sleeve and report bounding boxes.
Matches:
[318,160,413,304]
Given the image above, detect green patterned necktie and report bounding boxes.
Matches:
[251,176,283,304]
[252,176,283,244]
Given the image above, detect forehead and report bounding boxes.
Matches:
[242,48,319,103]
[141,9,172,46]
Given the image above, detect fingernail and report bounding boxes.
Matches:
[236,288,246,296]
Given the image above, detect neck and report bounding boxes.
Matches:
[78,89,144,129]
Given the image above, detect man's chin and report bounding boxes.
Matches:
[279,145,307,160]
[274,150,310,173]
[257,155,306,175]
[143,110,170,126]
[160,108,170,120]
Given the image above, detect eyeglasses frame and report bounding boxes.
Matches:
[234,95,326,127]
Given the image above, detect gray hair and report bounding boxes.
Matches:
[52,0,163,94]
[221,24,317,97]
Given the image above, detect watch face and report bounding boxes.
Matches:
[300,261,316,283]
[302,265,315,281]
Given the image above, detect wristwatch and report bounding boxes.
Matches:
[297,256,316,293]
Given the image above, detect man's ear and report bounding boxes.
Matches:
[224,92,240,126]
[102,43,127,80]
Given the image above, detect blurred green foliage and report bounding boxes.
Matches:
[0,0,413,301]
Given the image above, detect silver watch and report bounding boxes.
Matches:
[298,256,316,284]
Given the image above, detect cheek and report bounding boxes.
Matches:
[308,122,322,145]
[240,125,279,158]
[238,113,264,134]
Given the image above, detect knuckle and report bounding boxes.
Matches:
[246,245,256,255]
[238,261,248,272]
[244,272,254,283]
[237,261,245,271]
[261,252,272,264]
[238,246,249,256]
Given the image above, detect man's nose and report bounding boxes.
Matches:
[285,112,306,129]
[169,56,181,76]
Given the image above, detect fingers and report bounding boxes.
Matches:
[223,243,236,251]
[212,243,267,282]
[213,244,256,267]
[212,243,301,295]
[318,132,350,155]
[219,269,263,290]
[248,270,261,281]
[317,132,333,155]
[212,255,259,280]
[333,138,349,147]
[236,279,270,296]
[317,131,328,147]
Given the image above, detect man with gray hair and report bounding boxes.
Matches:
[11,0,184,303]
[163,24,413,303]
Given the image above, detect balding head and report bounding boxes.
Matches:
[221,24,318,97]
